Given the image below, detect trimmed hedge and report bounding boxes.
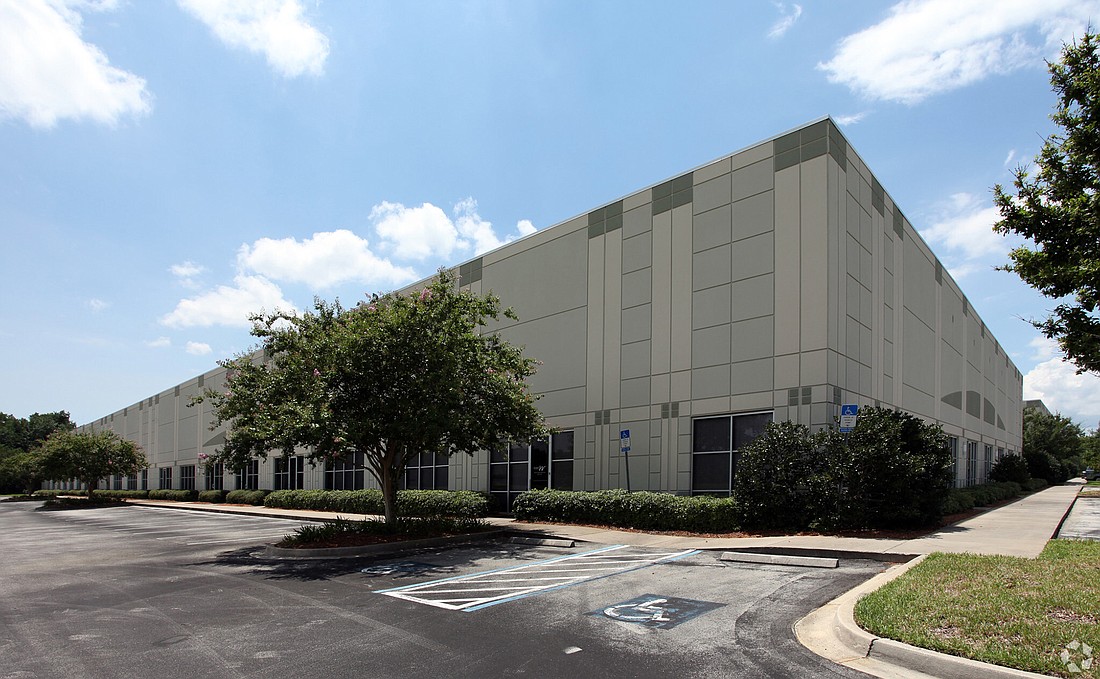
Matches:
[511,489,740,533]
[34,489,82,498]
[1024,477,1049,492]
[225,489,270,505]
[942,481,1024,515]
[91,490,149,499]
[263,489,490,519]
[148,489,198,501]
[198,490,227,503]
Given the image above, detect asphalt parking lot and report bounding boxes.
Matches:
[0,502,883,678]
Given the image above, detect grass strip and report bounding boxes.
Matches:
[855,539,1100,677]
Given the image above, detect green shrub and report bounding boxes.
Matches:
[815,408,952,529]
[198,490,227,503]
[1025,450,1068,485]
[225,489,270,505]
[734,420,827,530]
[90,489,149,499]
[1024,477,1049,492]
[280,515,486,546]
[148,489,198,501]
[512,489,739,533]
[989,454,1030,484]
[33,489,83,498]
[263,489,489,519]
[942,481,1025,515]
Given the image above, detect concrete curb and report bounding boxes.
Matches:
[509,536,576,548]
[265,529,506,559]
[798,554,1053,679]
[720,551,838,568]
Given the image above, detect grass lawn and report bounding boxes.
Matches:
[855,539,1100,678]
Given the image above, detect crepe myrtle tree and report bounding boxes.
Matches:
[196,269,549,527]
[39,430,147,494]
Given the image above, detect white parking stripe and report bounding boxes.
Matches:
[379,545,699,611]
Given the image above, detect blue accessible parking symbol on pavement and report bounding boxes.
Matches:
[595,594,723,629]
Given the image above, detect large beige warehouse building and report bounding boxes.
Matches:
[75,118,1023,505]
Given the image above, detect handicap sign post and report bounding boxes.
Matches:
[839,404,859,433]
[620,429,631,492]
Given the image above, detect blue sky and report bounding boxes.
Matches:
[2,0,1099,427]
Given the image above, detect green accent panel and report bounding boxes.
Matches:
[672,187,693,208]
[651,195,673,215]
[672,172,694,193]
[828,138,846,166]
[942,391,963,410]
[935,260,942,284]
[893,209,904,238]
[605,213,623,232]
[605,200,623,217]
[588,222,605,239]
[653,180,675,200]
[801,137,827,161]
[984,398,996,426]
[871,178,884,214]
[588,207,606,225]
[966,390,981,418]
[775,131,800,154]
[774,148,800,171]
[802,120,828,142]
[828,120,844,145]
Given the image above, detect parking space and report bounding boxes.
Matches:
[13,503,313,549]
[0,502,882,678]
[378,544,699,611]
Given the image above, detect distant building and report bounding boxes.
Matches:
[1024,399,1051,417]
[71,118,1023,500]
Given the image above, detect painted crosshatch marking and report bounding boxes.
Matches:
[595,594,724,629]
[377,545,699,611]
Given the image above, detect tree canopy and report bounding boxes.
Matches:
[0,411,75,494]
[198,269,549,525]
[993,31,1100,374]
[39,429,147,494]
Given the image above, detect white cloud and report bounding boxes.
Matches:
[170,261,205,278]
[161,274,297,328]
[372,201,461,261]
[372,199,536,261]
[768,2,802,39]
[238,229,418,289]
[516,219,537,237]
[185,341,213,356]
[454,198,506,255]
[177,0,330,78]
[919,192,1022,279]
[170,260,206,288]
[147,336,171,348]
[0,0,151,128]
[87,298,108,312]
[818,0,1097,104]
[833,112,869,126]
[1024,337,1100,425]
[1004,149,1018,167]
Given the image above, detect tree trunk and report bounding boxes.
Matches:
[381,468,397,528]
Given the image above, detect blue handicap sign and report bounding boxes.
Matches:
[619,429,631,454]
[839,404,859,433]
